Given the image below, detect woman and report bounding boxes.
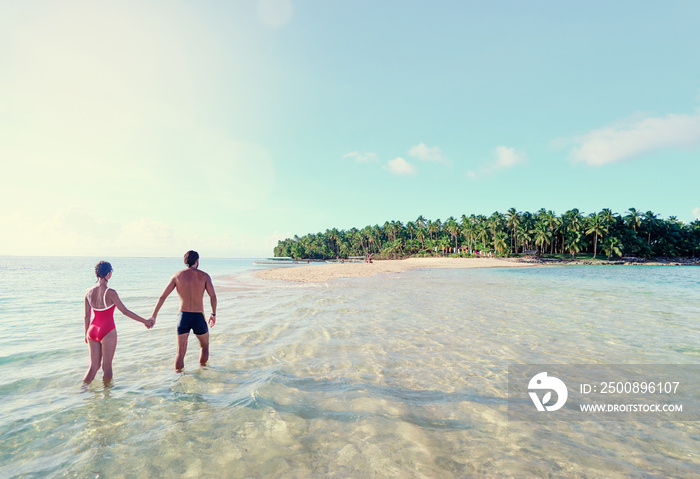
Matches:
[83,261,153,386]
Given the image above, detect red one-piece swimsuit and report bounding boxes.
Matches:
[86,288,116,342]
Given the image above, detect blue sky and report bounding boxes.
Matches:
[1,0,699,257]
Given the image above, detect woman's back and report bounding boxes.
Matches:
[86,286,113,311]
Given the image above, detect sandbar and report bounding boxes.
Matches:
[254,257,536,283]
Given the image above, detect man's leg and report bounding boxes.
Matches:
[176,333,189,371]
[195,332,209,367]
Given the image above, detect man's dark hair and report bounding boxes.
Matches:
[95,261,112,279]
[184,250,199,267]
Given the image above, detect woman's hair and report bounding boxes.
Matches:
[95,261,113,279]
[184,250,199,267]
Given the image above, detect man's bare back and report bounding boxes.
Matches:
[151,251,217,371]
[151,266,217,319]
[173,267,214,313]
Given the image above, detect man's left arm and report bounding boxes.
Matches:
[205,274,217,327]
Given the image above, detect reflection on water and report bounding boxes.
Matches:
[0,261,699,477]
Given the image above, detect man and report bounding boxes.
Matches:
[151,250,217,371]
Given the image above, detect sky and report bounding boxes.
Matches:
[1,0,699,258]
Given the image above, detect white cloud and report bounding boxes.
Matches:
[384,157,416,175]
[693,207,700,220]
[494,145,524,168]
[565,112,700,166]
[466,146,527,179]
[343,151,378,163]
[408,142,448,164]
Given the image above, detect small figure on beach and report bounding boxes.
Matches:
[83,261,154,387]
[150,251,217,371]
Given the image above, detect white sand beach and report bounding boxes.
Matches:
[254,257,536,283]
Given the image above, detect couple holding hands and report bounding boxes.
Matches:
[82,250,217,386]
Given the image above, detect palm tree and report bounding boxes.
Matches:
[602,236,623,260]
[327,228,341,256]
[490,211,506,234]
[461,215,476,251]
[566,230,586,259]
[404,238,420,256]
[534,220,552,255]
[438,236,452,256]
[475,216,490,250]
[643,211,658,247]
[493,231,508,255]
[349,228,363,256]
[600,208,617,234]
[382,221,392,242]
[361,226,373,255]
[563,209,583,254]
[445,217,460,252]
[550,216,562,254]
[430,219,441,241]
[383,238,406,259]
[586,214,605,258]
[416,228,426,250]
[393,220,404,241]
[372,224,384,251]
[506,207,520,253]
[517,223,533,252]
[291,242,306,259]
[406,221,416,241]
[339,241,350,258]
[625,208,641,233]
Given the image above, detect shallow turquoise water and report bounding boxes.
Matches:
[0,258,698,477]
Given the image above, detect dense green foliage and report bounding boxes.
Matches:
[273,208,700,260]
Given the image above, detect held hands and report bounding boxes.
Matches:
[208,314,216,328]
[144,317,155,329]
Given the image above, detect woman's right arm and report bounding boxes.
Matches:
[84,295,91,342]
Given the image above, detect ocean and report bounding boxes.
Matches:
[0,257,698,477]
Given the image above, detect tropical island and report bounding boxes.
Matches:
[256,208,699,283]
[272,208,700,262]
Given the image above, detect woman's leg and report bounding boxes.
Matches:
[83,340,102,385]
[101,329,118,386]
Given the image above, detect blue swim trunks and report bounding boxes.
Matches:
[177,312,208,335]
